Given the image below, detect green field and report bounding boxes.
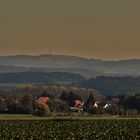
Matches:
[0,114,139,139]
[0,114,140,120]
[0,119,140,140]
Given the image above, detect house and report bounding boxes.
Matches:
[70,100,84,112]
[103,103,111,109]
[70,107,84,112]
[75,100,84,107]
[93,101,98,108]
[38,96,49,104]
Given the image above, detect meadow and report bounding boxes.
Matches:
[0,118,139,140]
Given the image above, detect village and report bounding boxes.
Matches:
[35,92,138,116]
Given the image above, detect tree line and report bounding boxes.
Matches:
[82,76,140,95]
[0,72,140,96]
[0,90,139,116]
[0,72,86,85]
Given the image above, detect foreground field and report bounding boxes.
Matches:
[0,113,140,120]
[0,119,140,140]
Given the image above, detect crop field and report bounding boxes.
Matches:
[0,119,140,140]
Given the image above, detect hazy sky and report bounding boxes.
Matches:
[0,0,140,60]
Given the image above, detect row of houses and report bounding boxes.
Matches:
[70,100,112,112]
[38,96,119,113]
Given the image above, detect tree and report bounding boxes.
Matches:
[85,93,95,111]
[106,105,119,115]
[0,97,7,113]
[34,101,50,116]
[60,91,82,107]
[60,91,68,101]
[7,94,23,114]
[41,90,55,99]
[123,93,140,111]
[48,99,70,113]
[21,94,35,114]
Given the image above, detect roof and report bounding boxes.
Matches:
[75,100,84,107]
[38,96,49,104]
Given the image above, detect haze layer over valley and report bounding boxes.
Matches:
[0,54,139,78]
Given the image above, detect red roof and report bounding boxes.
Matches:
[75,100,84,107]
[38,97,49,104]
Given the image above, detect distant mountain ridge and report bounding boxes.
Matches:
[0,72,86,85]
[0,54,140,78]
[82,76,140,96]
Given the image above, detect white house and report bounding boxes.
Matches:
[93,101,98,108]
[103,103,111,109]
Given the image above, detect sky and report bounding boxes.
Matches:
[0,0,140,60]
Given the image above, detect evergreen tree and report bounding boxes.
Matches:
[22,94,35,114]
[85,93,95,111]
[60,91,82,107]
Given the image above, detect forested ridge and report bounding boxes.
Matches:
[0,72,140,96]
[82,76,140,95]
[0,72,85,85]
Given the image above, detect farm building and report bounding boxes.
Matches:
[38,96,49,104]
[70,100,84,112]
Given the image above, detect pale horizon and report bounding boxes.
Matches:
[0,0,140,60]
[0,53,139,61]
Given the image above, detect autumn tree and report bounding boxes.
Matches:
[34,100,50,116]
[48,99,70,113]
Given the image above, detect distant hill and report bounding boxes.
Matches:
[0,65,29,73]
[82,76,140,96]
[0,71,140,96]
[0,54,140,78]
[0,72,86,85]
